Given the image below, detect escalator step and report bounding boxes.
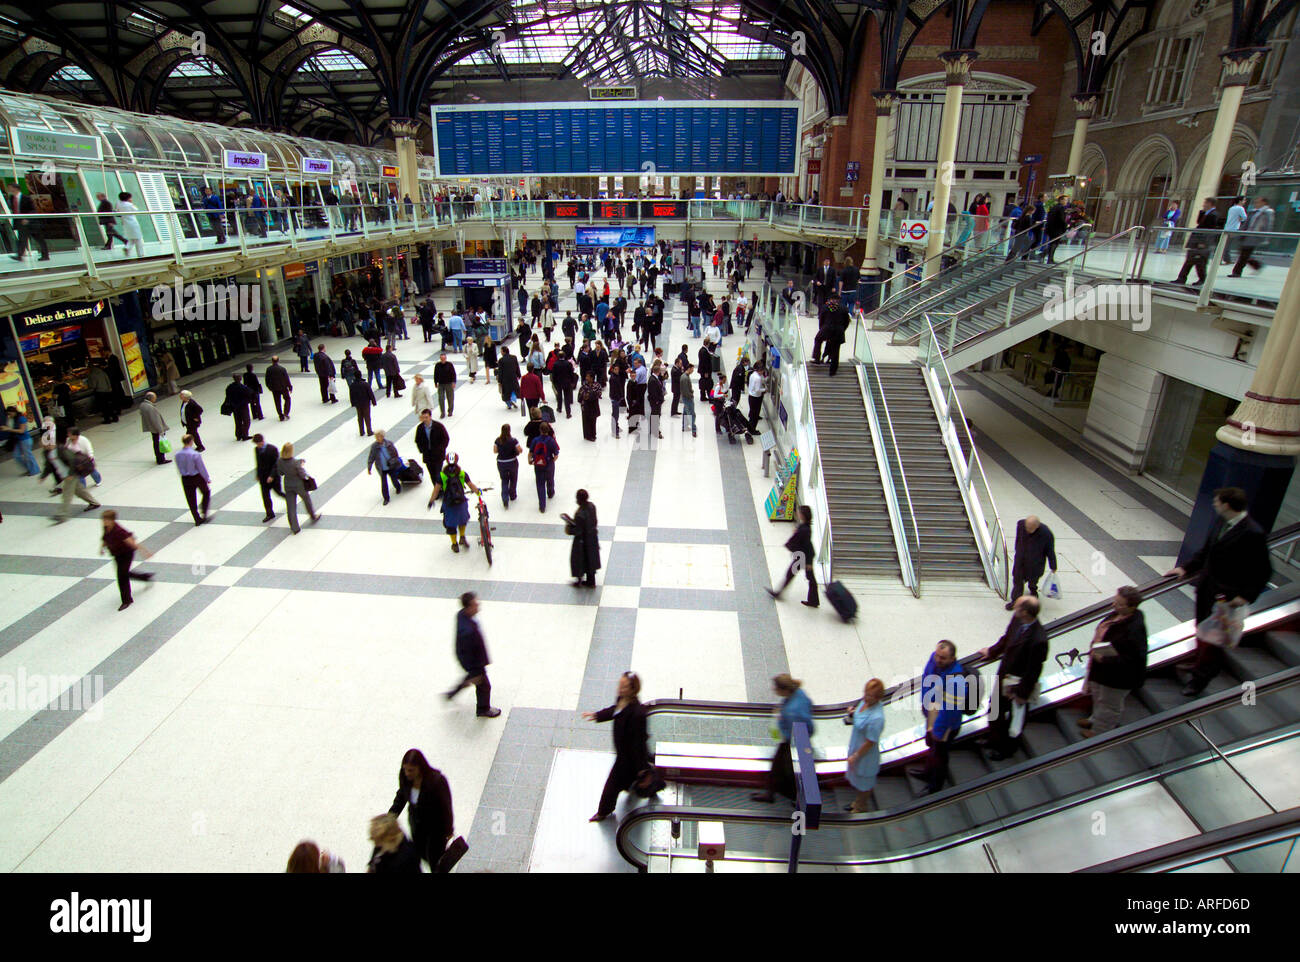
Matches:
[1223,645,1287,683]
[1263,631,1300,668]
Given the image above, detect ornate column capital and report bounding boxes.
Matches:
[872,90,900,115]
[1219,47,1267,86]
[1072,93,1099,120]
[389,117,421,139]
[938,49,979,84]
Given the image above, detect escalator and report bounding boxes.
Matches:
[617,525,1300,871]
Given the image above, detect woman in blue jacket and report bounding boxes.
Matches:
[752,673,815,803]
[845,679,886,812]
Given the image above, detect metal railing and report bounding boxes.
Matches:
[918,314,1010,598]
[852,312,921,596]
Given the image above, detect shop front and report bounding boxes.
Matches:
[6,299,116,421]
[143,280,238,379]
[282,261,322,337]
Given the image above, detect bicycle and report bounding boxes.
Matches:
[475,486,494,566]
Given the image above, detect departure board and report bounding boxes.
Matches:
[432,101,800,176]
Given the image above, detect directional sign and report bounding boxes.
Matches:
[1023,154,1043,165]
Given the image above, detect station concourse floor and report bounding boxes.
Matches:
[0,256,1198,872]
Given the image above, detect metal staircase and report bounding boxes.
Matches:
[867,363,987,579]
[804,363,899,577]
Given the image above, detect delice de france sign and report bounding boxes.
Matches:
[301,157,333,175]
[224,150,268,171]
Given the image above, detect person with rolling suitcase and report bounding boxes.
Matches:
[766,505,819,608]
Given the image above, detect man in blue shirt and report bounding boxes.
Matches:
[1221,196,1247,265]
[175,434,212,525]
[908,640,966,794]
[447,311,465,352]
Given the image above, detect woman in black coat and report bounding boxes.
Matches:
[582,671,651,821]
[388,748,454,870]
[566,488,601,585]
[578,373,601,442]
[367,814,421,874]
[497,351,521,409]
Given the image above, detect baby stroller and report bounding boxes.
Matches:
[712,397,752,444]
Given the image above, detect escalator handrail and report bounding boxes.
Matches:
[618,667,1300,869]
[642,520,1300,721]
[1074,805,1300,874]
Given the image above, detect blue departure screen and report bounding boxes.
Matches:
[432,101,800,176]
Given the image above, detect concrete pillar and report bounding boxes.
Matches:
[1066,94,1097,196]
[861,91,898,311]
[390,118,422,218]
[1194,49,1266,214]
[1174,248,1300,562]
[924,50,977,275]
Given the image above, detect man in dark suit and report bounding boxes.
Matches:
[252,433,282,523]
[1166,487,1271,695]
[1008,516,1057,609]
[815,258,837,307]
[823,298,850,377]
[1174,198,1221,286]
[413,409,449,483]
[6,183,49,261]
[978,595,1048,759]
[313,345,337,403]
[264,355,293,420]
[445,592,501,718]
[178,390,205,452]
[222,374,255,441]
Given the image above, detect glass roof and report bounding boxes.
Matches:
[305,49,369,72]
[458,0,784,82]
[53,64,93,81]
[170,57,226,79]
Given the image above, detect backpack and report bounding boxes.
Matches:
[72,451,95,477]
[530,439,551,467]
[961,664,985,716]
[442,468,467,505]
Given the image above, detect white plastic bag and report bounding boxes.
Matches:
[1196,600,1246,648]
[1008,700,1028,739]
[1042,570,1062,600]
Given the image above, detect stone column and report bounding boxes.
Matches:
[1176,254,1300,562]
[924,50,977,275]
[861,91,898,311]
[390,118,422,218]
[1066,94,1097,195]
[1193,49,1267,212]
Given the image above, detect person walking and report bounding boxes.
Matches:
[582,671,652,821]
[366,814,420,875]
[1080,586,1149,734]
[977,595,1049,760]
[493,423,522,509]
[1220,196,1247,265]
[176,390,205,452]
[519,364,545,419]
[465,337,480,384]
[844,679,886,812]
[414,409,450,482]
[276,442,320,534]
[253,433,283,523]
[433,352,457,418]
[387,749,455,870]
[679,363,697,437]
[138,392,170,464]
[766,504,819,608]
[95,191,128,251]
[88,363,117,424]
[1165,486,1271,695]
[1229,196,1275,277]
[445,592,502,717]
[100,510,154,611]
[222,373,255,441]
[751,674,814,803]
[175,434,212,525]
[1007,515,1057,609]
[6,182,50,261]
[366,430,405,505]
[243,363,265,421]
[409,373,436,417]
[349,375,376,437]
[907,641,966,794]
[64,427,101,487]
[48,443,101,522]
[382,346,405,399]
[607,350,627,438]
[362,340,385,393]
[115,191,145,257]
[1174,197,1221,286]
[295,331,312,373]
[265,355,293,420]
[497,349,521,409]
[645,367,665,442]
[528,421,560,512]
[482,336,497,386]
[552,351,576,419]
[433,453,479,551]
[565,488,601,587]
[313,345,338,403]
[2,407,40,476]
[823,299,849,377]
[578,372,601,442]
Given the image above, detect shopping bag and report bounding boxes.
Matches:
[158,436,173,454]
[1042,571,1062,599]
[1196,600,1246,648]
[1007,700,1028,739]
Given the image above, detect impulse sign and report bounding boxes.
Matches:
[223,150,267,171]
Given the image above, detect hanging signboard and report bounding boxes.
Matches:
[224,150,267,171]
[301,157,333,175]
[11,127,103,162]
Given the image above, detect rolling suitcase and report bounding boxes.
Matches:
[398,460,424,485]
[825,581,858,623]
